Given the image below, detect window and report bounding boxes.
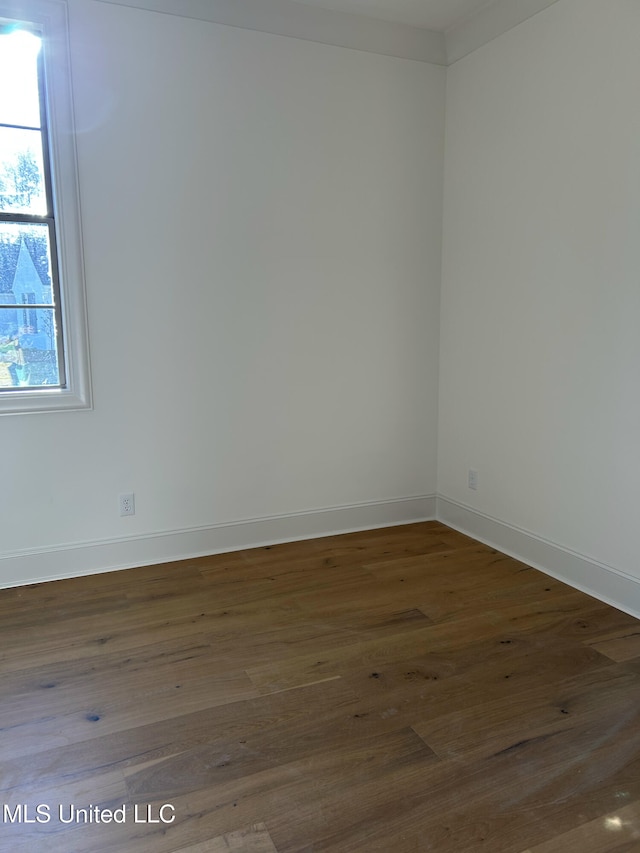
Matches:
[0,0,90,414]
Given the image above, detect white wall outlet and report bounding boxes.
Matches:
[468,469,478,491]
[119,493,135,517]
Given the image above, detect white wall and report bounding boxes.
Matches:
[0,0,445,584]
[439,0,640,589]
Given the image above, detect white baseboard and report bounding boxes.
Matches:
[0,495,436,589]
[437,496,640,620]
[8,493,637,621]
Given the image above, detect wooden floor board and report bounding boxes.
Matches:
[589,629,640,663]
[517,800,640,852]
[1,521,639,852]
[413,662,640,762]
[172,823,280,853]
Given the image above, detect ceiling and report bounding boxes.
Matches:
[287,0,494,32]
[97,0,560,66]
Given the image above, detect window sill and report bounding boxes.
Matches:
[0,384,92,415]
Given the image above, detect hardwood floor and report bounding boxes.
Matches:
[1,521,640,852]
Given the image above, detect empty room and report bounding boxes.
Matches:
[1,0,639,850]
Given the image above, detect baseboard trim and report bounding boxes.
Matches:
[437,496,640,620]
[0,495,436,589]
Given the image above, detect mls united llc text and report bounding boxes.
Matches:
[2,804,176,825]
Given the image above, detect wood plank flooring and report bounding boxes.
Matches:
[1,521,640,852]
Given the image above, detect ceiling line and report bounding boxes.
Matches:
[94,0,563,66]
[446,0,563,64]
[94,0,447,65]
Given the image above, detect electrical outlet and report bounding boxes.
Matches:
[119,493,135,517]
[468,469,478,491]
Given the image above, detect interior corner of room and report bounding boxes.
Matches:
[1,0,639,621]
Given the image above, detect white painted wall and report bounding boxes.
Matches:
[0,0,444,583]
[439,0,640,579]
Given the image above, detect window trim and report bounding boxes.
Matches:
[0,0,91,415]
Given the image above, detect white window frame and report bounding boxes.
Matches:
[0,0,91,415]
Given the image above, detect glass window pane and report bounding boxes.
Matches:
[0,28,42,129]
[0,221,53,306]
[0,306,60,388]
[0,222,58,388]
[0,126,47,214]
